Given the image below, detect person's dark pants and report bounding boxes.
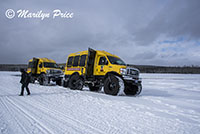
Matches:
[20,84,30,95]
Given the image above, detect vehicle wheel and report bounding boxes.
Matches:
[68,74,84,90]
[63,80,68,88]
[30,76,35,83]
[56,79,62,86]
[124,83,142,96]
[39,74,48,85]
[104,74,120,95]
[89,85,101,91]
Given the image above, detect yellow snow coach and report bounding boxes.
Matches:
[27,57,63,85]
[63,48,142,96]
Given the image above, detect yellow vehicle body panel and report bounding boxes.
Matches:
[64,50,126,76]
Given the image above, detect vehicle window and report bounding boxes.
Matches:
[39,63,42,68]
[73,55,80,66]
[28,62,33,68]
[67,56,73,67]
[107,56,126,65]
[44,62,58,68]
[79,55,87,66]
[99,57,108,65]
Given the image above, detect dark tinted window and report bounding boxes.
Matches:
[79,55,87,66]
[28,62,33,68]
[99,57,108,65]
[73,56,80,66]
[107,56,126,65]
[67,56,73,66]
[44,62,58,68]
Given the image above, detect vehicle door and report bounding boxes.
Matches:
[31,58,39,75]
[95,56,109,76]
[86,48,96,77]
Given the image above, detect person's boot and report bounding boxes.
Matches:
[19,94,23,96]
[26,87,30,95]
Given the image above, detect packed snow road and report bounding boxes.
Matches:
[0,72,200,134]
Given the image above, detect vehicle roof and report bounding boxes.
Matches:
[68,50,120,58]
[28,58,56,63]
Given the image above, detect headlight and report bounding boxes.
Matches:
[120,68,127,75]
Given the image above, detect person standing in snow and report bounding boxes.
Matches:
[19,68,31,96]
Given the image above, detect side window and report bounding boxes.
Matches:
[79,55,87,66]
[67,56,73,67]
[98,57,108,65]
[39,63,42,68]
[73,56,80,67]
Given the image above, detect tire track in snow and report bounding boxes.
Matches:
[140,97,200,125]
[0,88,55,134]
[0,98,29,134]
[4,96,54,134]
[0,88,92,134]
[7,83,129,134]
[8,96,105,134]
[25,92,131,134]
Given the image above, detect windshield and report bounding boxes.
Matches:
[107,56,126,65]
[44,62,59,68]
[28,62,33,68]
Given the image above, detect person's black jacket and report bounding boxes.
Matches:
[20,72,30,86]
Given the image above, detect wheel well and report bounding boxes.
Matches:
[104,71,122,80]
[39,72,45,76]
[69,72,81,79]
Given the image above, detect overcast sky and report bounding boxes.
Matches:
[0,0,200,66]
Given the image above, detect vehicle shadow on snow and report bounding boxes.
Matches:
[0,91,67,98]
[82,87,172,98]
[12,74,21,77]
[28,92,68,96]
[141,89,173,97]
[12,75,57,86]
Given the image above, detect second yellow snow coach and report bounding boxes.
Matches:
[27,57,64,85]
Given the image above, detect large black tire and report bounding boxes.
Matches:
[56,79,62,86]
[68,74,84,90]
[89,85,101,91]
[63,80,68,88]
[29,76,35,84]
[124,83,142,96]
[39,74,48,85]
[104,74,120,95]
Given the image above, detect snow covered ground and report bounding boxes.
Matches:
[0,71,200,134]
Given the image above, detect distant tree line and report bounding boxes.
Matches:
[128,64,200,74]
[0,64,200,74]
[0,64,27,71]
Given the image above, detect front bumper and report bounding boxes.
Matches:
[122,75,142,86]
[46,74,63,81]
